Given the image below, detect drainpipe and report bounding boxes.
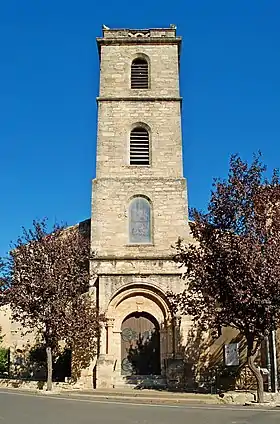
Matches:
[172,316,176,359]
[172,314,181,359]
[266,335,272,392]
[271,330,278,393]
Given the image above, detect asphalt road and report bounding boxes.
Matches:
[0,390,279,424]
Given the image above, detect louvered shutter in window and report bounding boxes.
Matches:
[131,59,149,89]
[130,128,149,165]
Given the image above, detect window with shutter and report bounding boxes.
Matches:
[131,58,149,89]
[130,127,149,165]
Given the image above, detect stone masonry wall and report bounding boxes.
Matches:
[91,177,188,257]
[95,101,183,178]
[99,44,180,98]
[91,27,190,388]
[92,33,189,260]
[97,273,186,313]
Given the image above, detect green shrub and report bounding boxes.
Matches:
[0,347,9,375]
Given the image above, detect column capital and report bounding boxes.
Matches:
[106,317,115,327]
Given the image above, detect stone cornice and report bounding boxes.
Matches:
[92,272,182,276]
[97,37,181,49]
[91,256,174,261]
[96,97,182,103]
[97,36,182,42]
[92,176,185,182]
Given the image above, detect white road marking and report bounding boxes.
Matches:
[0,390,278,413]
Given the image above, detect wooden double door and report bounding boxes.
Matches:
[121,312,161,376]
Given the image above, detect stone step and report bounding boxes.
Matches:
[113,374,167,390]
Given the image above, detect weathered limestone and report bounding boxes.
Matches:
[90,26,192,389]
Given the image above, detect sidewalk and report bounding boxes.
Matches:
[0,386,230,405]
[0,378,279,406]
[65,388,222,404]
[42,387,280,406]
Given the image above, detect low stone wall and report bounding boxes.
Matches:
[0,378,81,392]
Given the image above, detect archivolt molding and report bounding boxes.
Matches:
[106,282,172,329]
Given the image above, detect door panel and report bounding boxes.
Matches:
[121,312,160,375]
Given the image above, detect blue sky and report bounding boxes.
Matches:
[0,0,280,256]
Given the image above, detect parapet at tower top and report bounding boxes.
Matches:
[96,24,181,57]
[99,24,180,40]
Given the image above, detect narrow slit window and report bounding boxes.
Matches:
[131,58,149,89]
[130,127,149,165]
[129,197,151,243]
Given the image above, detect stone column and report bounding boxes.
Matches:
[99,324,107,355]
[160,326,168,375]
[174,314,182,358]
[167,318,173,358]
[106,317,115,355]
[113,330,122,374]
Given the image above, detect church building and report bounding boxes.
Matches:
[1,25,277,392]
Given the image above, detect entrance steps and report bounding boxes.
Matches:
[113,374,167,390]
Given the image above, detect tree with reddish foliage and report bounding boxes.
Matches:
[172,154,280,403]
[2,219,102,391]
[0,259,8,306]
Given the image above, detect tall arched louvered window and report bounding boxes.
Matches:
[130,127,150,165]
[131,58,149,89]
[129,197,151,243]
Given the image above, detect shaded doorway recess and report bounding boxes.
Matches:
[121,312,161,376]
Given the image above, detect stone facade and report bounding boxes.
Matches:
[89,26,193,389]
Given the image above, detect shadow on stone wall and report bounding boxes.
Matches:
[170,323,270,394]
[126,330,161,376]
[121,320,271,393]
[5,343,72,384]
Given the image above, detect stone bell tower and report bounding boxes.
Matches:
[90,25,191,389]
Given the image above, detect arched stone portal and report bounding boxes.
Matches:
[121,311,161,376]
[95,283,176,387]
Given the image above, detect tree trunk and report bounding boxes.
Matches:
[46,346,52,391]
[246,337,264,403]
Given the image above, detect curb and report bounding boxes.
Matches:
[0,386,224,404]
[0,386,279,407]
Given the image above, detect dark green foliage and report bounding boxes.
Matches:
[0,347,9,375]
[0,329,9,375]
